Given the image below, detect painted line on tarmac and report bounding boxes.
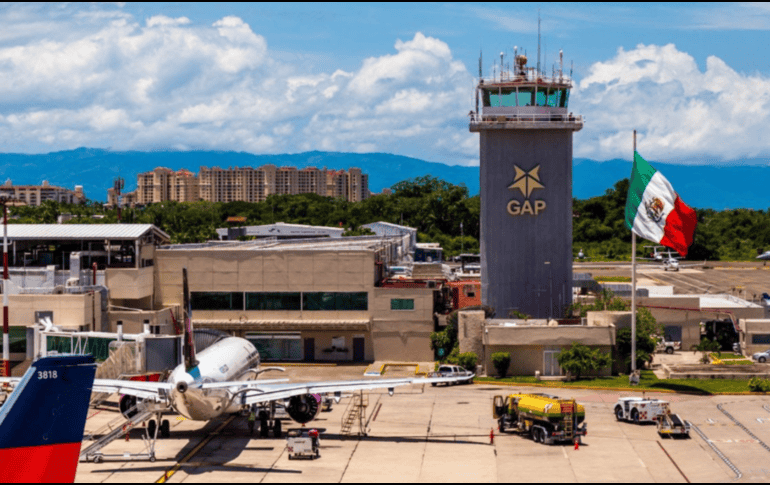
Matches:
[155,415,236,484]
[688,421,742,480]
[657,441,690,483]
[717,403,770,453]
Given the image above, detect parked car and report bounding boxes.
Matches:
[429,365,474,386]
[655,337,681,354]
[751,349,770,363]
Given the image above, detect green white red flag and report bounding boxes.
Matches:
[624,152,697,257]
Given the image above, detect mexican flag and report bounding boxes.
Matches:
[624,152,697,257]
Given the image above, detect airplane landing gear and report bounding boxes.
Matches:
[160,419,170,438]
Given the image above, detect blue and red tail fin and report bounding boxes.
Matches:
[0,355,96,483]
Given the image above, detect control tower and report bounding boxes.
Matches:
[470,49,583,319]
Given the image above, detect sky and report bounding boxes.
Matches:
[2,2,770,166]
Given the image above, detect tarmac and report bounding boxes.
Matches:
[574,260,770,301]
[72,262,770,482]
[75,364,770,483]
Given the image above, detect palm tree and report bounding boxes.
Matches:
[691,338,721,364]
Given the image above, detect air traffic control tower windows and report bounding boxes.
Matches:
[483,87,569,108]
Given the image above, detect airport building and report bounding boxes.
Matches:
[470,50,582,319]
[153,236,436,362]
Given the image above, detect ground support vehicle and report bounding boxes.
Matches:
[493,393,586,445]
[614,397,667,424]
[656,407,690,438]
[287,428,321,459]
[429,365,474,386]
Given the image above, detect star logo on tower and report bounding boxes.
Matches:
[508,165,544,198]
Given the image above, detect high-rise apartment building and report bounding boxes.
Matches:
[1,180,85,206]
[111,166,369,205]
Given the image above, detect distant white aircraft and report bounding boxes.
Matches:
[757,250,770,264]
[640,250,705,272]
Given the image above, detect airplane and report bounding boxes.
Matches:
[640,250,705,272]
[643,245,668,261]
[757,250,770,265]
[575,248,587,260]
[2,269,468,443]
[0,355,97,483]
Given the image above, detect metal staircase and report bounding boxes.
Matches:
[340,391,369,437]
[80,402,161,463]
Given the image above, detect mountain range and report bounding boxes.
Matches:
[0,148,768,210]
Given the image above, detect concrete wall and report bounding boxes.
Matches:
[297,330,373,362]
[740,319,770,355]
[587,311,631,328]
[108,306,178,335]
[478,129,575,319]
[458,310,485,359]
[371,287,435,362]
[484,344,614,377]
[9,292,101,330]
[106,266,154,300]
[482,325,615,376]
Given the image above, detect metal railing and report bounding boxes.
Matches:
[469,112,583,124]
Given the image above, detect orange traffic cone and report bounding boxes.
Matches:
[490,428,494,445]
[574,438,579,450]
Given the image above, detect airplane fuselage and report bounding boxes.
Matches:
[167,337,260,421]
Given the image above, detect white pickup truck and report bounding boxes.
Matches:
[656,338,682,354]
[429,365,474,386]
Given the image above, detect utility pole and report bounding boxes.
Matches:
[1,196,22,377]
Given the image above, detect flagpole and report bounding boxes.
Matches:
[631,130,637,376]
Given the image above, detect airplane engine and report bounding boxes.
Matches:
[119,395,138,418]
[286,394,322,424]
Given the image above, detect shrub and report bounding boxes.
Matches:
[457,352,478,372]
[491,352,511,378]
[749,377,770,393]
[556,342,612,380]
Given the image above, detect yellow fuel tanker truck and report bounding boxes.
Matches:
[493,393,587,445]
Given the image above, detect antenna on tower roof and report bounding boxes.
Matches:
[537,11,541,76]
[479,49,482,78]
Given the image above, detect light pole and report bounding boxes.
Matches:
[544,261,552,320]
[1,196,22,377]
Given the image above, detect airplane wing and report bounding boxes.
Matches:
[90,379,173,401]
[236,375,472,405]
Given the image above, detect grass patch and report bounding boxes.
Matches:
[711,353,747,360]
[476,370,753,394]
[594,276,632,283]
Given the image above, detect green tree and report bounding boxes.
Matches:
[457,352,478,372]
[556,342,612,380]
[491,352,511,378]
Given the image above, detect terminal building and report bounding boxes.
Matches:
[1,223,457,370]
[470,49,582,319]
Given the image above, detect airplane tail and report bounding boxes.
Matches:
[0,355,96,483]
[182,268,198,372]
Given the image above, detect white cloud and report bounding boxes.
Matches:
[0,7,477,165]
[573,43,770,162]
